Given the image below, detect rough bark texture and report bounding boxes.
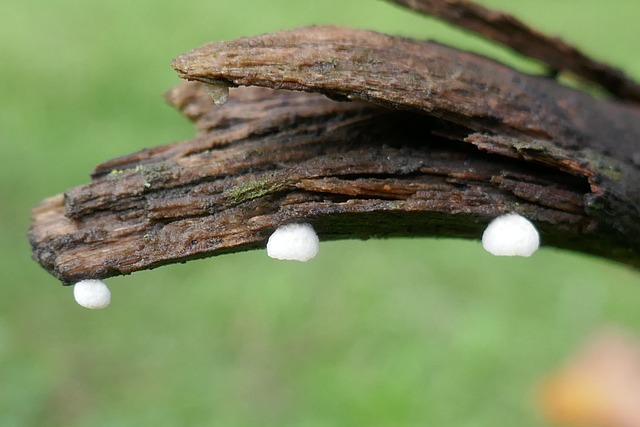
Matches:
[386,0,640,103]
[30,25,640,284]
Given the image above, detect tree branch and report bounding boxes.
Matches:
[385,0,640,103]
[30,25,640,283]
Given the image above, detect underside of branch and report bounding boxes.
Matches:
[30,23,640,283]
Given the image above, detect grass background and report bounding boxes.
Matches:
[2,0,640,426]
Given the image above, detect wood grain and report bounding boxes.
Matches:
[30,26,640,283]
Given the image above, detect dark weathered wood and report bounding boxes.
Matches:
[172,27,640,165]
[385,0,640,103]
[30,26,640,283]
[172,28,640,231]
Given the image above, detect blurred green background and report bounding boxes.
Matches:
[2,1,640,426]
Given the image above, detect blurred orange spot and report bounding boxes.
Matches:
[539,371,611,426]
[537,328,640,427]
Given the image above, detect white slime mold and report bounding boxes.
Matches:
[482,213,540,257]
[73,279,111,309]
[267,223,319,262]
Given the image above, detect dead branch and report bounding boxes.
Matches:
[30,24,640,283]
[385,0,640,103]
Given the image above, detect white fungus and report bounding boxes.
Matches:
[73,279,111,309]
[266,223,319,262]
[482,213,540,257]
[204,82,229,105]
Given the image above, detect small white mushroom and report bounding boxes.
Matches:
[266,223,319,262]
[482,213,540,257]
[73,279,111,309]
[204,82,229,105]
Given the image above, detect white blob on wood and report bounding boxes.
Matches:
[482,213,540,257]
[267,223,320,261]
[204,82,229,105]
[73,279,111,309]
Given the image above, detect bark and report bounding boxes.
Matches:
[30,25,640,284]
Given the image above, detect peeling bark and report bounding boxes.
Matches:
[30,24,640,283]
